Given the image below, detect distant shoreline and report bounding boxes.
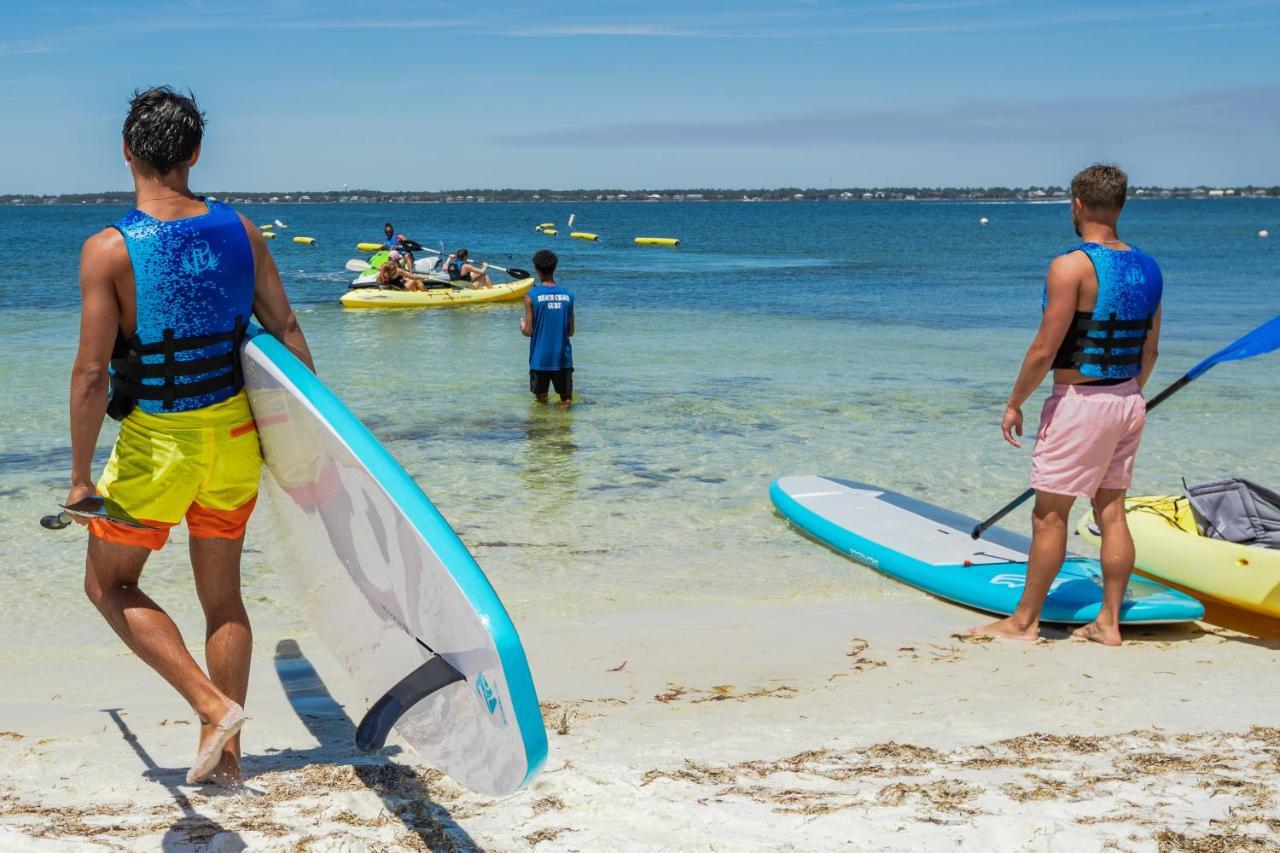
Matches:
[4,185,1277,207]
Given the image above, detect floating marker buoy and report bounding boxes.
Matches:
[570,232,599,241]
[542,229,558,237]
[275,219,288,229]
[1260,229,1270,238]
[635,237,680,247]
[262,231,277,239]
[356,242,383,252]
[979,217,989,225]
[259,223,273,230]
[293,236,316,245]
[536,222,555,230]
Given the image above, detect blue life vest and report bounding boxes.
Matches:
[108,200,255,416]
[447,257,464,280]
[528,283,574,370]
[1048,242,1163,379]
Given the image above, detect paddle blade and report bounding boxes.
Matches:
[346,259,372,272]
[1187,315,1280,379]
[60,497,157,529]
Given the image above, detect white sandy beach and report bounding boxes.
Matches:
[1,593,1276,852]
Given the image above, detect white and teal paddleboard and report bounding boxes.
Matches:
[242,327,547,795]
[771,475,1203,624]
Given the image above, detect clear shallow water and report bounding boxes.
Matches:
[1,199,1277,660]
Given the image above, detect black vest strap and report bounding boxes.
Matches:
[1053,311,1151,372]
[107,316,247,419]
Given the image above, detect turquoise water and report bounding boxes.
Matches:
[2,199,1277,659]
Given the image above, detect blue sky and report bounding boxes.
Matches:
[2,0,1278,192]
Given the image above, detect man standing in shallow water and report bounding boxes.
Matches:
[67,87,314,783]
[521,250,575,408]
[970,164,1163,646]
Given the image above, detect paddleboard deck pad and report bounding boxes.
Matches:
[242,327,547,795]
[771,475,1203,624]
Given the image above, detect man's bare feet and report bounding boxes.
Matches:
[205,751,242,787]
[967,616,1039,641]
[1071,620,1122,646]
[188,701,247,784]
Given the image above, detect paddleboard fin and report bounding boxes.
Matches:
[355,654,465,752]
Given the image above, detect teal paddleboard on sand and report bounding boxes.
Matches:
[771,475,1203,624]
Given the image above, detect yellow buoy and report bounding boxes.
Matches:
[634,237,679,247]
[536,222,555,230]
[292,236,316,246]
[356,242,383,252]
[259,223,273,230]
[542,229,558,237]
[261,231,277,239]
[570,232,599,241]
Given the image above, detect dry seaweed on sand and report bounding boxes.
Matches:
[874,779,982,813]
[1153,828,1280,852]
[846,638,887,671]
[653,684,686,703]
[525,826,574,847]
[652,682,797,704]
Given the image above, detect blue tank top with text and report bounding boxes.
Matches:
[528,283,574,371]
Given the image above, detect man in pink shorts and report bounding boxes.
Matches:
[970,164,1163,646]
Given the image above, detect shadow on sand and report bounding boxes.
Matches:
[104,639,479,850]
[105,708,246,851]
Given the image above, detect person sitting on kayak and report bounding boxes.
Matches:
[382,222,416,272]
[446,248,493,289]
[377,259,428,292]
[969,163,1163,647]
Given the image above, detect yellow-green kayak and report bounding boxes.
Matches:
[1078,496,1280,617]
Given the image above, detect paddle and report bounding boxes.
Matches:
[346,259,371,273]
[970,314,1280,540]
[40,496,158,531]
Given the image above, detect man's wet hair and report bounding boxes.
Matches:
[384,222,394,232]
[1071,164,1128,211]
[533,250,557,278]
[456,248,469,260]
[122,87,205,176]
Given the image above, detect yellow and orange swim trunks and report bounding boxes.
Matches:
[90,391,262,550]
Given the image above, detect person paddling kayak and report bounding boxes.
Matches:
[67,87,315,784]
[446,249,494,289]
[969,164,1163,646]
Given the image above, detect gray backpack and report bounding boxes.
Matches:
[1183,477,1280,549]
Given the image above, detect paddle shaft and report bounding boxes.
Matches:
[969,373,1192,540]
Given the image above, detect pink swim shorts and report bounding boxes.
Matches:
[1029,380,1146,498]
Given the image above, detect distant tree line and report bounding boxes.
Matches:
[3,185,1277,205]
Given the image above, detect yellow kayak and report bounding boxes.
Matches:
[340,277,534,309]
[1078,496,1280,617]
